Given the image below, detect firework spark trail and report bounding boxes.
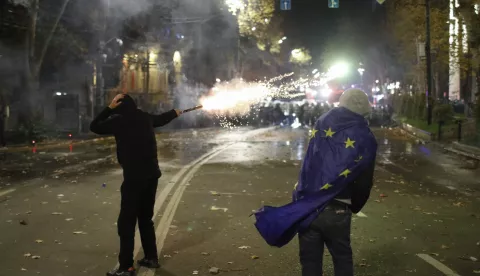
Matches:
[199,72,324,117]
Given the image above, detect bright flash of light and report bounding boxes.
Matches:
[200,79,269,115]
[327,62,349,79]
[225,0,244,15]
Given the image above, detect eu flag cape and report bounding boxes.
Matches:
[254,107,377,247]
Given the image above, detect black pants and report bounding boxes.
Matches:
[299,202,353,276]
[118,178,159,269]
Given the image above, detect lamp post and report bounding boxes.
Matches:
[425,0,433,125]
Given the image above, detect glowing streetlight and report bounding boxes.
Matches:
[282,36,287,40]
[357,67,365,75]
[278,39,283,44]
[312,69,318,74]
[216,78,221,83]
[264,18,269,23]
[251,27,256,31]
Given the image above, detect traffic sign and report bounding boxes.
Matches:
[280,0,291,10]
[328,0,339,8]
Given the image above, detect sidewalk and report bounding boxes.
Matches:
[392,117,480,161]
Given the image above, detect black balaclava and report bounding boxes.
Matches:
[115,94,137,116]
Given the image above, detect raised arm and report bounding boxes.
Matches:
[150,109,181,128]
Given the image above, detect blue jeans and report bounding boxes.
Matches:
[299,202,353,276]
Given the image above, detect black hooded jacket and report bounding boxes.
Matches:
[90,95,178,181]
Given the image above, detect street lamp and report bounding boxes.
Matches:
[357,66,365,86]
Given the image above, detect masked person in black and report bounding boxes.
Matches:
[90,94,181,276]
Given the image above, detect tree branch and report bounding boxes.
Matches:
[33,0,71,77]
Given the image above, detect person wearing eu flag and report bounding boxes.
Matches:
[254,89,377,276]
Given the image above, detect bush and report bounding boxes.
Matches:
[433,104,454,123]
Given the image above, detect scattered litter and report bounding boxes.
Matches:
[430,253,439,257]
[23,253,31,257]
[102,183,106,188]
[60,200,69,204]
[210,191,220,196]
[210,206,228,212]
[238,246,251,249]
[201,252,210,256]
[374,199,381,203]
[31,255,40,259]
[394,190,400,193]
[227,262,234,265]
[459,256,478,262]
[51,212,63,215]
[65,218,73,221]
[380,194,387,198]
[192,271,199,275]
[20,220,28,225]
[41,202,48,205]
[163,255,171,258]
[26,211,32,214]
[453,202,464,207]
[57,194,64,197]
[471,256,478,262]
[209,267,220,274]
[169,225,178,229]
[35,240,43,243]
[441,245,449,249]
[251,255,259,260]
[21,268,27,271]
[474,270,480,274]
[73,231,87,235]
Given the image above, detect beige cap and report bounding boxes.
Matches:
[338,88,371,117]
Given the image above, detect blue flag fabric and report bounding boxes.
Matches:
[254,107,377,247]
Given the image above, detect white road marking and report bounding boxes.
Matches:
[138,144,233,276]
[417,254,460,276]
[356,212,367,217]
[0,188,15,197]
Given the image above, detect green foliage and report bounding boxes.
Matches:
[433,104,454,123]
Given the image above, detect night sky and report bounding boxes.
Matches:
[281,0,385,62]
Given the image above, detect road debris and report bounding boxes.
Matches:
[23,253,31,257]
[210,191,220,196]
[65,218,73,221]
[251,255,259,260]
[192,271,199,275]
[31,255,40,259]
[238,245,251,249]
[19,220,28,225]
[51,212,63,215]
[201,252,210,256]
[73,231,87,235]
[210,206,228,212]
[35,240,43,243]
[209,267,220,274]
[163,255,172,258]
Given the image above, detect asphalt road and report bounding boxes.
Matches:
[0,127,479,276]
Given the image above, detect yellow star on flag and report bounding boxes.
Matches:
[339,169,351,178]
[344,138,355,148]
[310,129,318,139]
[320,183,332,190]
[355,156,363,162]
[323,127,335,138]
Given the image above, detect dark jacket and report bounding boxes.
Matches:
[335,159,376,213]
[90,95,178,181]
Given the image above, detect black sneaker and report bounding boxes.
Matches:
[137,258,160,268]
[106,267,136,276]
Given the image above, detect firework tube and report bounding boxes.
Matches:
[182,105,203,114]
